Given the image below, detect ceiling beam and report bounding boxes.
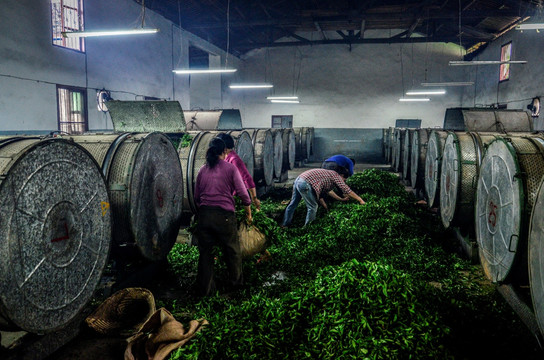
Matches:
[234,35,463,50]
[186,9,526,29]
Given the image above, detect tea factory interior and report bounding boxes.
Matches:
[2,0,544,359]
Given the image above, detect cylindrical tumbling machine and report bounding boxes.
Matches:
[410,128,429,192]
[439,132,500,230]
[401,129,413,184]
[246,129,275,186]
[0,137,111,333]
[270,129,284,179]
[65,132,183,262]
[424,130,449,208]
[391,128,406,173]
[282,128,296,171]
[293,127,312,163]
[475,134,544,284]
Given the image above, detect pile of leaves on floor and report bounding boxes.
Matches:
[165,169,540,359]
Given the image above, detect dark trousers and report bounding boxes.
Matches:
[196,206,242,296]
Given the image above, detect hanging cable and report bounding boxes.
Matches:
[226,0,230,68]
[458,0,463,59]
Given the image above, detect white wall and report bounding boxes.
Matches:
[459,29,543,129]
[0,0,238,133]
[231,31,467,129]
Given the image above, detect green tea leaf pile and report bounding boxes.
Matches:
[166,169,536,359]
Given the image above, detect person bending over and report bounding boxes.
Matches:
[282,168,365,227]
[194,137,252,296]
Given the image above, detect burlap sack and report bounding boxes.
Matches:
[238,222,267,258]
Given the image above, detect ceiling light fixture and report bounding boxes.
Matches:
[173,68,237,74]
[421,82,474,87]
[270,99,300,104]
[230,84,273,89]
[516,23,544,30]
[406,90,446,96]
[399,98,430,102]
[449,60,527,66]
[62,28,159,38]
[267,96,299,100]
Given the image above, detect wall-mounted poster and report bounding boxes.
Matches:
[500,42,512,82]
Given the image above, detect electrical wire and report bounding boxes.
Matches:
[0,73,167,100]
[226,0,230,68]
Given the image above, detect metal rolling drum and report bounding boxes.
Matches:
[247,129,274,186]
[439,132,500,230]
[410,128,429,190]
[227,130,255,179]
[387,127,395,164]
[0,137,111,333]
[270,129,284,178]
[528,151,544,337]
[424,130,448,208]
[178,132,215,214]
[443,108,533,132]
[69,132,183,262]
[294,127,311,162]
[402,129,413,183]
[476,135,544,283]
[392,128,406,174]
[282,128,296,171]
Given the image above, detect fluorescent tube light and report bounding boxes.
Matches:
[229,84,273,89]
[399,98,430,102]
[173,68,237,74]
[406,90,446,96]
[516,23,544,30]
[449,60,527,66]
[421,82,474,87]
[270,99,300,104]
[62,28,159,38]
[267,96,299,100]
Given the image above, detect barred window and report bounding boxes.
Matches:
[57,86,88,134]
[51,0,85,52]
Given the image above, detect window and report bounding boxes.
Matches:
[500,42,512,82]
[271,115,293,128]
[57,86,88,134]
[51,0,85,52]
[395,119,421,128]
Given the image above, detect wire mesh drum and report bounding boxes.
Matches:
[294,127,311,163]
[387,127,395,164]
[270,129,284,178]
[307,127,315,157]
[178,132,214,214]
[424,130,448,208]
[410,129,429,190]
[392,128,406,173]
[282,128,296,171]
[476,135,544,283]
[69,132,183,262]
[402,129,413,183]
[439,132,500,230]
[227,130,255,179]
[528,168,544,337]
[247,129,274,186]
[0,137,111,333]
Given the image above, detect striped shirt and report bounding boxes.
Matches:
[299,168,352,198]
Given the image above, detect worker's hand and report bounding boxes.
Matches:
[341,196,349,201]
[359,200,366,205]
[246,214,253,225]
[253,198,261,211]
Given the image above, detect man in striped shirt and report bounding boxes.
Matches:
[282,168,365,227]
